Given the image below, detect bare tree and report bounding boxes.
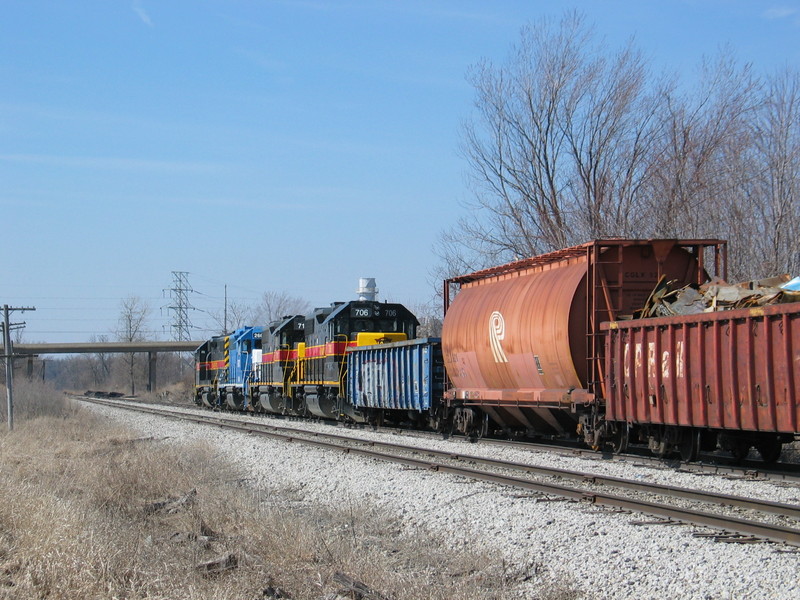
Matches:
[744,68,800,279]
[255,291,311,324]
[439,13,800,286]
[207,299,259,334]
[84,334,112,386]
[206,291,311,334]
[115,296,150,395]
[642,53,761,240]
[407,300,443,338]
[643,62,798,281]
[449,11,665,271]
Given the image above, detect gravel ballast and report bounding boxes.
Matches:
[88,403,800,599]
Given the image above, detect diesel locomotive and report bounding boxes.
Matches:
[195,239,800,462]
[195,283,421,425]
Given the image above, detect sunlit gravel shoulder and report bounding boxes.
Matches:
[88,403,800,600]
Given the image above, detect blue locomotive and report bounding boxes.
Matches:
[194,325,263,410]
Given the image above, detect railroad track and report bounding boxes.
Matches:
[196,399,800,482]
[255,413,800,485]
[78,396,800,548]
[79,393,800,483]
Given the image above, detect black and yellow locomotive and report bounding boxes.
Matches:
[238,299,418,421]
[254,315,304,414]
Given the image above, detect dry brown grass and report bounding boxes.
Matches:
[136,380,195,406]
[0,382,576,599]
[0,379,76,422]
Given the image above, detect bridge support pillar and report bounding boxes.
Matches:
[148,352,157,392]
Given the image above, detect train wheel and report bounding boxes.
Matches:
[678,430,701,462]
[607,423,629,454]
[756,440,782,464]
[647,429,669,458]
[468,412,489,442]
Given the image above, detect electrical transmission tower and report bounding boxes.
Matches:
[167,271,195,342]
[165,272,196,377]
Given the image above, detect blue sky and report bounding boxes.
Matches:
[2,0,800,343]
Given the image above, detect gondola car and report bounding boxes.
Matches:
[346,337,446,428]
[603,301,800,461]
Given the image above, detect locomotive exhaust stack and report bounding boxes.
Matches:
[356,277,378,301]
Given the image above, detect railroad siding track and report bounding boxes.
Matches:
[77,396,800,548]
[361,424,800,484]
[93,392,800,483]
[466,436,800,482]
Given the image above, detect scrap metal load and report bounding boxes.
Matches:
[636,274,800,318]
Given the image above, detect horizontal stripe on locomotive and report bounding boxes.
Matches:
[196,360,227,370]
[305,341,358,358]
[258,341,358,364]
[251,380,342,387]
[260,349,298,363]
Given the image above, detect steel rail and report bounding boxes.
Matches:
[80,397,800,547]
[372,426,800,483]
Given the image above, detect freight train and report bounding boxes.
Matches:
[195,239,800,463]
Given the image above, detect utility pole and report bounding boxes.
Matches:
[2,304,36,431]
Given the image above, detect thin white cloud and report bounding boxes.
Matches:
[133,1,154,27]
[763,6,799,20]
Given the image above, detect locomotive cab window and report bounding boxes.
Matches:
[353,320,374,332]
[378,319,399,332]
[375,319,416,337]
